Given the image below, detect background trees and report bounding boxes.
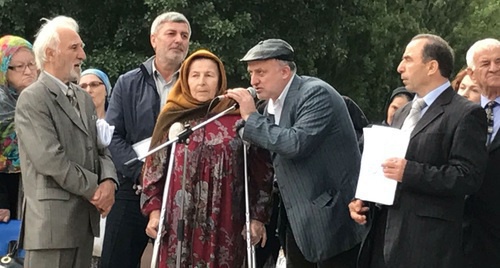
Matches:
[1,0,498,121]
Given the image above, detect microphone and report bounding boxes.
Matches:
[124,122,185,166]
[217,87,256,99]
[169,122,185,140]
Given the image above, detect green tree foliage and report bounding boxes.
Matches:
[0,0,497,121]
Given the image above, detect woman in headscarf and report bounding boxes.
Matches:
[0,35,37,222]
[79,68,114,268]
[383,86,414,126]
[79,68,112,119]
[141,49,273,268]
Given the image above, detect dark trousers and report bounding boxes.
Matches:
[278,194,358,268]
[100,197,149,268]
[285,224,359,268]
[255,191,281,267]
[0,173,20,218]
[368,207,388,268]
[464,218,500,268]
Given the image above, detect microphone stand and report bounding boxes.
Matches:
[146,103,238,268]
[243,140,257,268]
[175,138,189,268]
[151,140,178,268]
[125,104,238,165]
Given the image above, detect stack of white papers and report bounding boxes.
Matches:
[355,125,411,205]
[132,137,152,162]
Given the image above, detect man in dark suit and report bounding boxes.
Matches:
[15,16,117,268]
[227,39,365,268]
[349,34,488,268]
[463,38,500,268]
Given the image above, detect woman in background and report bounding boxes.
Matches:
[79,68,114,268]
[452,68,481,103]
[0,35,37,222]
[383,86,414,126]
[79,68,112,119]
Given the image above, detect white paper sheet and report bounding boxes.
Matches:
[132,137,152,162]
[355,125,411,205]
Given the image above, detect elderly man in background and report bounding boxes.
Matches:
[15,15,117,268]
[463,38,500,268]
[102,11,191,268]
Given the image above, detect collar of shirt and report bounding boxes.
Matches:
[267,73,295,124]
[480,95,500,108]
[152,59,180,111]
[151,59,180,86]
[419,81,450,115]
[44,71,71,95]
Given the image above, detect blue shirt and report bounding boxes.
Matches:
[420,81,451,117]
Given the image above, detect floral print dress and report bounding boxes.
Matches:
[142,114,273,268]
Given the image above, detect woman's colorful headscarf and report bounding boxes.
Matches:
[0,35,33,87]
[0,35,32,173]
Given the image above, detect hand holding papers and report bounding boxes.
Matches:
[355,125,411,205]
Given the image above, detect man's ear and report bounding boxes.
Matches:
[150,34,155,50]
[427,60,439,76]
[281,65,291,79]
[45,47,55,62]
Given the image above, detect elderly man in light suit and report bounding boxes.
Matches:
[14,16,118,268]
[227,39,365,268]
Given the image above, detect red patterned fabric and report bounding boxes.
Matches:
[142,114,273,268]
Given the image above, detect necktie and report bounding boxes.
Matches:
[401,98,427,131]
[486,101,496,145]
[67,86,81,117]
[67,86,77,107]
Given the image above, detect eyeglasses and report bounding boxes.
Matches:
[79,81,103,89]
[8,61,37,73]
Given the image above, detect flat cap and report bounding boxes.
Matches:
[240,38,294,62]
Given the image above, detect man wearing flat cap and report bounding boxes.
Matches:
[227,39,365,267]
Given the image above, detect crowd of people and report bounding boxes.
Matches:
[0,9,499,268]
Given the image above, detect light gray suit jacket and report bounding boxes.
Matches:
[243,75,365,262]
[15,72,117,250]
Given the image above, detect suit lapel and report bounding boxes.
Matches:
[260,102,277,161]
[40,73,89,135]
[410,87,453,139]
[488,132,500,152]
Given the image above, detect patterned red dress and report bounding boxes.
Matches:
[142,114,273,268]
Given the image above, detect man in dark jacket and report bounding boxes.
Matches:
[101,12,191,268]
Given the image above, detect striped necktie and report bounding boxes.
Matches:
[67,85,81,117]
[486,101,496,145]
[67,86,77,107]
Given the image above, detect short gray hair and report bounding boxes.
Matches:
[277,59,297,72]
[33,16,79,70]
[466,38,500,69]
[150,12,191,37]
